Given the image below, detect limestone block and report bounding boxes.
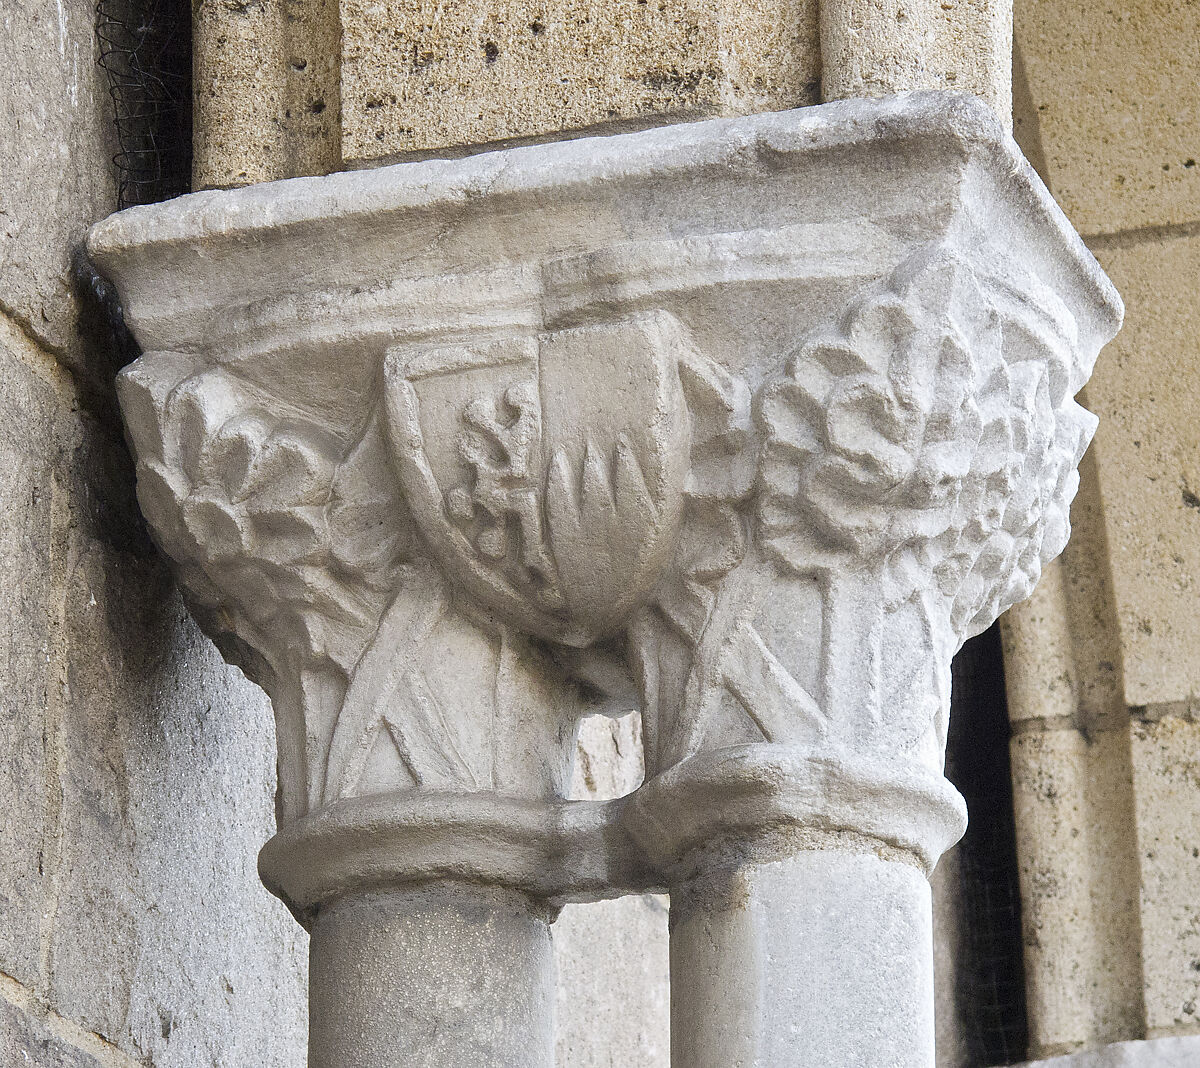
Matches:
[193,0,341,189]
[1009,727,1143,1055]
[0,0,118,370]
[1000,559,1079,727]
[0,998,107,1068]
[1129,716,1200,1038]
[0,309,309,1063]
[822,0,1012,122]
[339,0,820,162]
[1084,233,1200,708]
[557,712,669,1068]
[1000,449,1127,731]
[554,895,670,1068]
[1014,0,1200,235]
[192,0,285,188]
[41,414,308,1064]
[0,323,62,990]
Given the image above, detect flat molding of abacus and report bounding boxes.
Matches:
[90,92,1120,1068]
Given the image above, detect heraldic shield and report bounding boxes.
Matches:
[384,311,692,648]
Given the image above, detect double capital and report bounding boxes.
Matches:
[90,94,1121,921]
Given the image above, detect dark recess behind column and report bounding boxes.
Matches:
[97,0,192,208]
[947,624,1029,1066]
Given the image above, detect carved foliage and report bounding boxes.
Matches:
[757,246,1095,640]
[119,243,1099,814]
[636,246,1096,771]
[121,360,410,682]
[120,356,576,820]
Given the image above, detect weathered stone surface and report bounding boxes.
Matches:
[310,886,554,1068]
[1129,716,1200,1039]
[0,321,61,989]
[1009,726,1143,1056]
[193,0,341,189]
[0,998,107,1068]
[92,94,1115,868]
[1002,11,1200,1055]
[339,0,820,162]
[45,410,308,1065]
[0,310,309,1064]
[1014,0,1200,235]
[1084,232,1200,708]
[0,0,118,369]
[822,0,1012,122]
[1000,452,1127,734]
[91,95,1118,1067]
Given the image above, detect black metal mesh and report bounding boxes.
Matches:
[96,0,191,208]
[946,626,1029,1066]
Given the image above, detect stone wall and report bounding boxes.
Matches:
[1003,0,1200,1060]
[191,0,1015,188]
[0,2,308,1064]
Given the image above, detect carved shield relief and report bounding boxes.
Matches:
[384,312,692,647]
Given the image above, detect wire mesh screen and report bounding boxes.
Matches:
[96,0,192,208]
[946,625,1029,1066]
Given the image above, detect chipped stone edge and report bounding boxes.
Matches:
[85,92,1122,345]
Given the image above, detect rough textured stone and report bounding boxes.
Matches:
[0,320,62,989]
[822,0,1012,122]
[44,413,308,1065]
[339,0,820,163]
[0,998,107,1068]
[193,0,341,189]
[0,320,308,1068]
[999,454,1148,1057]
[1009,727,1143,1056]
[1129,716,1200,1040]
[310,886,554,1068]
[0,0,118,370]
[2,2,313,1061]
[1001,11,1200,1053]
[1014,0,1200,236]
[91,96,1117,1066]
[1081,233,1200,709]
[1000,451,1127,733]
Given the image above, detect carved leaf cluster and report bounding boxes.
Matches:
[130,364,413,683]
[756,246,1096,643]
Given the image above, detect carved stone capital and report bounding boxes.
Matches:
[90,93,1120,912]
